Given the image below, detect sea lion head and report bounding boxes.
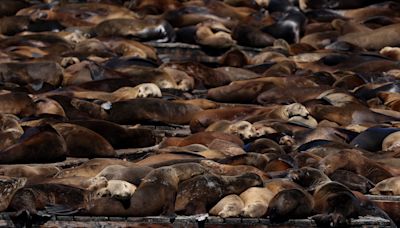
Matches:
[288,167,331,191]
[370,177,400,195]
[95,180,136,200]
[136,83,162,98]
[281,103,318,128]
[86,176,108,192]
[228,121,256,139]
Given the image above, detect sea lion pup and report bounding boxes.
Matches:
[96,165,154,186]
[0,124,67,164]
[52,123,116,158]
[70,120,157,149]
[370,177,400,195]
[95,180,136,200]
[209,194,244,218]
[160,131,243,148]
[240,187,274,218]
[218,153,279,172]
[0,176,27,212]
[195,21,235,48]
[0,61,63,87]
[108,98,202,125]
[175,173,263,215]
[318,149,393,184]
[86,163,208,216]
[205,120,256,139]
[0,92,36,117]
[55,159,138,178]
[0,165,60,179]
[329,170,375,194]
[200,160,269,182]
[337,23,400,50]
[93,18,175,42]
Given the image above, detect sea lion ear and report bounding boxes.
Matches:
[101,101,112,110]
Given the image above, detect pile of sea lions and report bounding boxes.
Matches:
[1,0,400,227]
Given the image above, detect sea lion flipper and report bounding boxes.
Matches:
[45,204,81,215]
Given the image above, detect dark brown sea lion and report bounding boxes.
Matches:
[329,170,375,194]
[86,163,208,216]
[52,123,116,158]
[0,125,67,164]
[70,120,157,149]
[0,0,29,16]
[318,149,393,184]
[0,176,27,212]
[218,153,278,172]
[108,98,202,125]
[267,188,314,222]
[9,183,92,219]
[175,173,263,215]
[0,61,63,87]
[0,92,36,117]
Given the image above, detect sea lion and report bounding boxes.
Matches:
[200,160,269,181]
[0,114,24,151]
[205,120,256,139]
[86,163,208,216]
[195,21,235,48]
[209,194,244,218]
[30,176,108,192]
[0,92,36,117]
[240,187,274,218]
[70,120,157,149]
[175,173,263,215]
[55,159,138,178]
[267,188,314,222]
[52,123,116,158]
[329,170,375,194]
[160,131,244,148]
[382,131,400,151]
[34,97,66,117]
[318,149,393,183]
[95,180,136,200]
[0,165,60,179]
[0,125,67,164]
[108,98,202,125]
[0,176,27,212]
[96,165,154,186]
[218,153,278,172]
[370,177,400,195]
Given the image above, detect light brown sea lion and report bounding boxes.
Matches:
[100,38,158,60]
[0,125,67,164]
[205,120,256,139]
[163,67,195,91]
[218,153,278,172]
[337,23,400,50]
[240,187,274,218]
[55,159,138,178]
[108,98,202,125]
[34,97,66,117]
[52,123,116,158]
[370,177,400,195]
[160,131,244,148]
[96,165,154,186]
[0,165,60,179]
[175,173,263,215]
[31,176,107,192]
[0,176,27,212]
[318,149,393,184]
[195,21,235,48]
[86,163,208,216]
[0,114,24,151]
[200,160,269,181]
[209,194,244,218]
[95,180,136,201]
[382,131,400,151]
